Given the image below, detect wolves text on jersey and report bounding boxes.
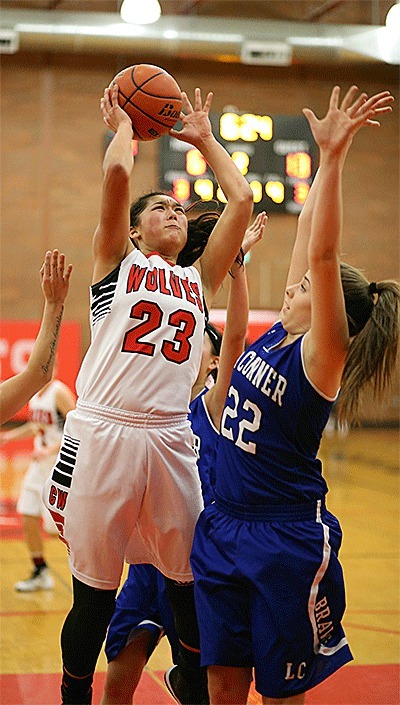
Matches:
[126,264,203,313]
[235,350,287,407]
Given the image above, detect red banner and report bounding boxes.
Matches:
[0,319,81,423]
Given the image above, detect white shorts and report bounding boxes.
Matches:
[17,456,59,534]
[43,401,204,590]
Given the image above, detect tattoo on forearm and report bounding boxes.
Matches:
[41,307,64,374]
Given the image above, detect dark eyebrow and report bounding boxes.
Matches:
[304,275,310,285]
[151,199,182,208]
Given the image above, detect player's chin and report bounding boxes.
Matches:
[165,228,186,247]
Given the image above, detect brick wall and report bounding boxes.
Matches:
[1,53,398,422]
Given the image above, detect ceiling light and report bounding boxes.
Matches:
[120,0,161,25]
[385,1,400,32]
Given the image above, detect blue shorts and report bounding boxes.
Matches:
[191,499,353,699]
[105,563,179,663]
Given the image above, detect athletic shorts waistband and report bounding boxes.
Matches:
[76,399,188,428]
[213,492,326,522]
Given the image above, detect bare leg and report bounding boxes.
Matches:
[100,629,152,705]
[262,693,305,705]
[208,666,252,705]
[22,514,44,556]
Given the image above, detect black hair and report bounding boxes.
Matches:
[205,322,223,383]
[205,322,222,356]
[341,263,375,337]
[129,191,166,229]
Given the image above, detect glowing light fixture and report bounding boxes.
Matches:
[385,1,400,32]
[120,0,161,25]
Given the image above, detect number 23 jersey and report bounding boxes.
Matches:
[76,249,205,414]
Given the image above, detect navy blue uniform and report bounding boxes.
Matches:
[191,321,353,699]
[105,388,218,663]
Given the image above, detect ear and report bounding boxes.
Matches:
[130,225,141,248]
[208,355,219,374]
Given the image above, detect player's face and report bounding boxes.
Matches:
[132,195,188,262]
[280,271,311,334]
[194,333,219,387]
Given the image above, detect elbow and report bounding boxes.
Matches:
[309,249,340,267]
[235,186,254,215]
[103,162,131,184]
[243,184,254,204]
[42,368,53,386]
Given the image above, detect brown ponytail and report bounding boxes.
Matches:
[336,263,400,425]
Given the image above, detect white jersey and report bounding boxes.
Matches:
[29,380,65,452]
[76,249,205,414]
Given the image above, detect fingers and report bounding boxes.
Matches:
[64,263,73,284]
[194,87,202,111]
[42,250,52,280]
[203,91,213,113]
[58,252,65,267]
[252,211,268,231]
[169,127,183,141]
[51,249,59,276]
[180,88,213,115]
[329,85,341,111]
[356,91,394,120]
[41,250,72,282]
[181,91,193,114]
[101,87,112,113]
[347,91,367,118]
[302,107,317,128]
[340,85,360,112]
[363,90,393,110]
[354,91,393,128]
[110,83,119,108]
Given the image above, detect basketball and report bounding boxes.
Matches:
[109,64,182,141]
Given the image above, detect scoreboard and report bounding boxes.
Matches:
[159,111,318,214]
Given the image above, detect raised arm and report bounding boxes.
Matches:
[0,250,72,425]
[284,168,321,292]
[284,86,391,295]
[205,211,267,428]
[92,84,135,284]
[302,86,394,397]
[170,88,253,307]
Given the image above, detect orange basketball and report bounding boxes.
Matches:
[109,64,182,141]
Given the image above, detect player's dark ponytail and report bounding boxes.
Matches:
[336,262,400,425]
[178,210,220,267]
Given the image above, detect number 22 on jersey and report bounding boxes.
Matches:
[221,385,261,455]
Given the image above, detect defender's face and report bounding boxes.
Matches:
[194,332,219,388]
[280,271,312,334]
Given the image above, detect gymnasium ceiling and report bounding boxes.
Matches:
[1,1,399,64]
[0,1,395,24]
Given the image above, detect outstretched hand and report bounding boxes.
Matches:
[40,250,72,305]
[100,84,132,133]
[303,85,394,156]
[242,211,268,256]
[169,88,214,147]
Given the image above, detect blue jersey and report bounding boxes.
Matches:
[216,321,336,505]
[189,388,219,507]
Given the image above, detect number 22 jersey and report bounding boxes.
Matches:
[76,249,205,415]
[215,320,337,506]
